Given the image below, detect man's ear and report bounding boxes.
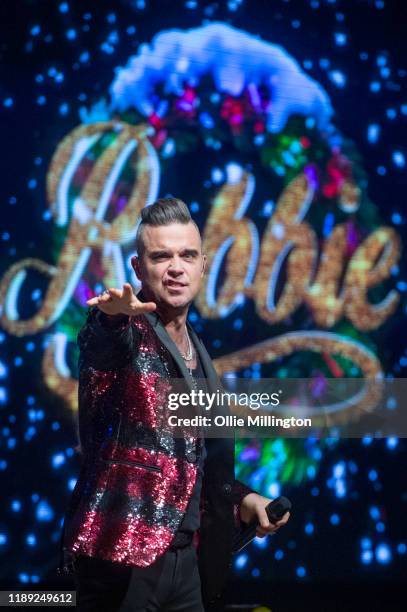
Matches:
[131,255,141,281]
[201,254,207,276]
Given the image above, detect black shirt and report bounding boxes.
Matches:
[171,348,208,546]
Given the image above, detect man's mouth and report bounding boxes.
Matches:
[165,281,187,288]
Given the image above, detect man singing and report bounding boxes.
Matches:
[60,198,290,611]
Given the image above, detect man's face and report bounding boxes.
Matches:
[132,222,206,310]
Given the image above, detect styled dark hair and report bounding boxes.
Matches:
[135,197,200,256]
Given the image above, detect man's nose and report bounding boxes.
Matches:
[167,259,184,275]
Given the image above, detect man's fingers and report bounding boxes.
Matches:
[253,507,290,538]
[257,507,270,530]
[86,293,111,306]
[256,525,269,536]
[274,511,290,527]
[257,524,278,534]
[255,508,291,536]
[108,288,122,299]
[130,300,157,314]
[100,293,112,302]
[140,302,157,312]
[123,283,134,299]
[86,296,99,306]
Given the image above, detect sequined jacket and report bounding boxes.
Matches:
[61,293,255,607]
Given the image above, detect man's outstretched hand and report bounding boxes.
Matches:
[86,283,157,317]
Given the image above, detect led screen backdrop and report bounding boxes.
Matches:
[0,0,406,589]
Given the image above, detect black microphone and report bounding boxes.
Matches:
[233,495,292,554]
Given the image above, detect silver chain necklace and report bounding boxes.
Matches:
[179,328,198,379]
[179,327,193,361]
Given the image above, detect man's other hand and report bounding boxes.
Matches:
[240,492,290,537]
[86,283,157,317]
